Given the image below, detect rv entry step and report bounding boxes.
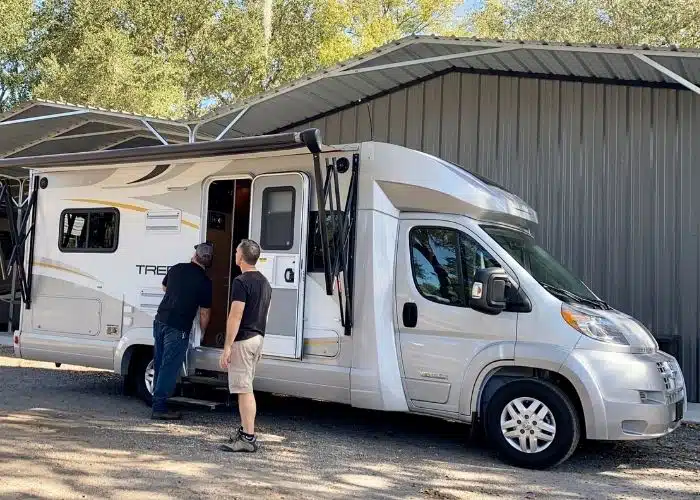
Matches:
[167,396,223,411]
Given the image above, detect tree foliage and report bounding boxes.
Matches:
[0,0,37,113]
[3,0,462,119]
[467,0,700,48]
[3,0,699,119]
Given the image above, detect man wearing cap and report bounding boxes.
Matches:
[151,242,214,420]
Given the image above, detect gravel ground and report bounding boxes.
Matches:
[1,346,699,500]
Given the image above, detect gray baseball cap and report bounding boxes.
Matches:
[194,242,213,262]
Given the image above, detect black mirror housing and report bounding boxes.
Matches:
[470,267,509,314]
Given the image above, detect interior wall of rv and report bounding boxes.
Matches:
[203,178,252,348]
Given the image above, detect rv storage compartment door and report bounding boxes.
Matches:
[250,173,309,359]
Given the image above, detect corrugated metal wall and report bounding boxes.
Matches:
[288,71,700,402]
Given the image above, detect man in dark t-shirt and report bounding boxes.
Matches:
[219,239,271,452]
[151,242,213,420]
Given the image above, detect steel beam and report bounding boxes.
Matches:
[634,54,700,95]
[0,110,88,126]
[215,107,249,140]
[332,46,520,77]
[141,119,169,145]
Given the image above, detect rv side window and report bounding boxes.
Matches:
[410,227,463,306]
[409,227,501,307]
[260,186,295,251]
[59,208,119,253]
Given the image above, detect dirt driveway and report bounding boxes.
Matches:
[1,347,699,500]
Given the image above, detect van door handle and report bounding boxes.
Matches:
[402,302,418,328]
[284,268,295,283]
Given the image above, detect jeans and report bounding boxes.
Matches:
[152,320,189,413]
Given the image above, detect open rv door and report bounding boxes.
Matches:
[250,172,309,359]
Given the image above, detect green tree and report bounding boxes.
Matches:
[467,0,700,47]
[0,0,37,113]
[8,0,463,118]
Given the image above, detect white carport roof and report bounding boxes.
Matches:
[0,100,211,167]
[196,35,700,139]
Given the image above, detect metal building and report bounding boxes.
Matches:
[2,36,700,401]
[198,36,700,402]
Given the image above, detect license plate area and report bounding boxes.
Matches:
[674,400,684,422]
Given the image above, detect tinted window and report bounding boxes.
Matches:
[460,234,501,292]
[409,227,501,307]
[307,210,344,273]
[59,209,119,253]
[260,187,295,250]
[410,228,463,306]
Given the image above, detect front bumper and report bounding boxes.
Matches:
[563,349,686,440]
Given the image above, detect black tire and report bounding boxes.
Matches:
[130,352,154,406]
[484,379,580,469]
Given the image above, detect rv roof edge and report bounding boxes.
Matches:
[0,128,324,170]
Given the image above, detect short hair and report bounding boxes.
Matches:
[194,242,213,267]
[238,239,261,265]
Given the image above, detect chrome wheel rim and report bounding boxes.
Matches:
[500,397,556,454]
[144,359,155,395]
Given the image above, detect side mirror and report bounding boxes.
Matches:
[470,267,509,314]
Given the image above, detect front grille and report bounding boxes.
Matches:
[656,361,684,399]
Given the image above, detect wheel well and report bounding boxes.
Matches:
[477,366,587,439]
[121,344,153,377]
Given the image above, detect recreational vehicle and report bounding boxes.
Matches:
[1,129,686,469]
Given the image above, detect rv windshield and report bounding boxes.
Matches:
[482,225,606,308]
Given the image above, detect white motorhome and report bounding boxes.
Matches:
[2,129,686,469]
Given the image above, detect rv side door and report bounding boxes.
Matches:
[249,173,309,359]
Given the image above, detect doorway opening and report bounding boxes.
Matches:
[203,178,251,348]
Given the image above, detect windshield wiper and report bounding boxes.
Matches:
[540,283,610,310]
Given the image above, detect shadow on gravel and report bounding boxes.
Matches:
[1,354,699,499]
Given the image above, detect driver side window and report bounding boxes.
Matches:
[409,226,501,308]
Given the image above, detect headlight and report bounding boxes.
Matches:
[561,303,629,345]
[561,303,658,352]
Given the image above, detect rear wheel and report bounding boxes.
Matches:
[485,379,580,469]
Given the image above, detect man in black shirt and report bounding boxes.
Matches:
[152,242,213,420]
[219,239,272,452]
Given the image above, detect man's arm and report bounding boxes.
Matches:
[224,279,247,347]
[199,308,211,331]
[224,301,245,347]
[199,279,213,332]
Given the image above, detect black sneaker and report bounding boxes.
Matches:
[151,410,182,421]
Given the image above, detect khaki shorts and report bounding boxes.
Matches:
[228,335,264,394]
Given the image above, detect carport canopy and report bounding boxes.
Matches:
[2,35,700,181]
[0,101,213,179]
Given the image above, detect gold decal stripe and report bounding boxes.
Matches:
[34,261,99,281]
[66,198,200,230]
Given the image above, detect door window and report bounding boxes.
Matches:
[260,186,295,250]
[409,226,500,307]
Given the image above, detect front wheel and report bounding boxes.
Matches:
[485,379,580,469]
[131,354,155,406]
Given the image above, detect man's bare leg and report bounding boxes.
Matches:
[238,392,257,435]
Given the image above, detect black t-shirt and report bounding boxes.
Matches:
[230,271,272,342]
[156,262,213,333]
